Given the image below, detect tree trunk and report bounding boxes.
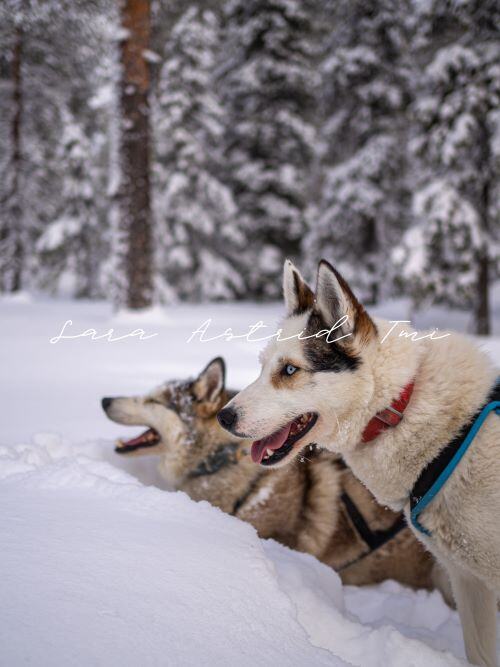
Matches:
[119,0,153,309]
[475,250,490,335]
[10,26,23,292]
[474,119,491,336]
[363,218,379,305]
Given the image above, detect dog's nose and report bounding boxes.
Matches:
[101,397,113,411]
[217,406,237,431]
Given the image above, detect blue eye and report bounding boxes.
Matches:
[284,364,298,376]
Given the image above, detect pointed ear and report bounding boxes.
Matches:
[283,259,314,315]
[315,260,375,343]
[193,357,226,404]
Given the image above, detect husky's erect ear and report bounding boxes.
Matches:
[315,260,376,343]
[193,357,226,404]
[283,259,314,315]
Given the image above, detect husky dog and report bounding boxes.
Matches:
[101,358,445,593]
[217,260,500,667]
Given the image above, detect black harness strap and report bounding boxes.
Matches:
[185,442,261,516]
[341,492,406,552]
[410,379,500,519]
[188,442,245,479]
[232,471,266,515]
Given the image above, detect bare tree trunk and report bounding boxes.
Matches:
[474,120,491,336]
[363,218,379,305]
[476,250,490,335]
[11,26,23,292]
[119,0,153,309]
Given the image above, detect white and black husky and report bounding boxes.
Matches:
[218,259,500,667]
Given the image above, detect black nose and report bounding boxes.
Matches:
[217,406,237,431]
[101,397,113,411]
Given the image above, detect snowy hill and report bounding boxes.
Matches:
[1,295,499,665]
[0,437,467,667]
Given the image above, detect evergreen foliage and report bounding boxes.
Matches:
[0,0,498,327]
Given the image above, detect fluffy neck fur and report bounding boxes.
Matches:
[327,319,497,511]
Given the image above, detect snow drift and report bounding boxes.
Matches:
[0,436,472,667]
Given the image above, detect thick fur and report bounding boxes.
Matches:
[221,260,500,667]
[102,358,444,594]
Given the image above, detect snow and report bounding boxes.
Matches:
[426,45,479,85]
[36,217,82,253]
[0,434,468,667]
[142,48,161,64]
[1,295,500,665]
[0,449,341,666]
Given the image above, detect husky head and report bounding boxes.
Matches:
[102,357,234,486]
[217,259,378,467]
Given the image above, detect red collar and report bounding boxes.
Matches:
[361,381,415,443]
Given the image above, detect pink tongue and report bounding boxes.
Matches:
[123,429,153,447]
[251,422,292,464]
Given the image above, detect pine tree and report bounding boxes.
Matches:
[220,0,319,297]
[35,112,104,297]
[0,1,114,297]
[0,25,24,293]
[398,2,500,333]
[303,0,412,304]
[153,6,244,301]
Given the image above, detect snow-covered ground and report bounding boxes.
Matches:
[1,292,499,666]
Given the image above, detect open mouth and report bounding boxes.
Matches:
[251,413,318,466]
[115,428,160,454]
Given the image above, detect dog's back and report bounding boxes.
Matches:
[179,446,439,594]
[328,463,435,590]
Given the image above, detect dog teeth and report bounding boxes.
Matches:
[266,448,273,457]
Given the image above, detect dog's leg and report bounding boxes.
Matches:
[448,562,498,667]
[431,562,455,608]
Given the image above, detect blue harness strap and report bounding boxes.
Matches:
[410,379,500,536]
